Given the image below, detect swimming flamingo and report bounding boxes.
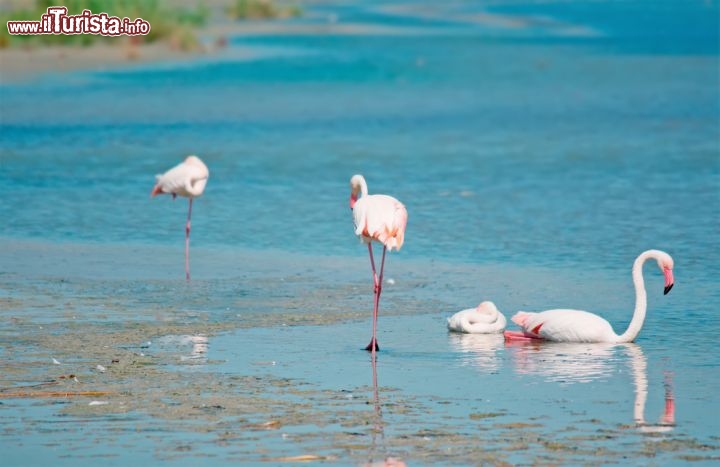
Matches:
[350,174,408,353]
[447,301,507,334]
[151,155,209,281]
[504,250,674,343]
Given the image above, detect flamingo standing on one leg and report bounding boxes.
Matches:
[350,174,408,354]
[504,250,675,343]
[151,155,209,281]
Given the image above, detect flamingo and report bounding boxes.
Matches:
[350,174,408,353]
[504,250,674,343]
[151,155,209,281]
[447,301,507,334]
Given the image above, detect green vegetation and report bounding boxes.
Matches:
[227,0,301,20]
[1,0,209,50]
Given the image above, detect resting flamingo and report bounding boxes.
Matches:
[151,155,209,281]
[504,250,674,343]
[350,174,408,353]
[447,301,507,334]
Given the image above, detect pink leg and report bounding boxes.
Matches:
[365,245,386,353]
[185,198,193,281]
[365,244,379,352]
[503,330,542,342]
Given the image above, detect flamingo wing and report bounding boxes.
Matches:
[154,162,208,197]
[511,309,616,343]
[353,194,407,251]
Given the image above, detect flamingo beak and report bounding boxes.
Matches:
[663,268,674,295]
[350,193,357,210]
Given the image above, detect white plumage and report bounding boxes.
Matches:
[350,175,407,252]
[152,155,208,198]
[447,301,507,334]
[505,250,675,343]
[349,174,408,353]
[151,155,210,281]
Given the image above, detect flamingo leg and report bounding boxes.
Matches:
[368,243,378,287]
[185,198,193,281]
[366,245,386,353]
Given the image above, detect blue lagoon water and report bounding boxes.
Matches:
[1,1,718,465]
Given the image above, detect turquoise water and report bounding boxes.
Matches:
[1,0,719,465]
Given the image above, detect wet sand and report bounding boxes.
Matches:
[1,238,718,465]
[4,306,719,465]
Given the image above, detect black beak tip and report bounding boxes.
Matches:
[664,283,674,295]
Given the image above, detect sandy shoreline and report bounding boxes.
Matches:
[0,21,442,84]
[0,0,575,84]
[0,42,213,83]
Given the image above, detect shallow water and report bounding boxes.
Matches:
[1,0,719,465]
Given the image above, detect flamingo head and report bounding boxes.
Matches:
[655,252,675,295]
[349,174,366,209]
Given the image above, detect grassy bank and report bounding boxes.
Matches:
[1,0,209,50]
[1,0,303,50]
[227,0,301,20]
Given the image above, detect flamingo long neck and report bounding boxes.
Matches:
[616,251,653,343]
[350,177,368,209]
[358,177,368,198]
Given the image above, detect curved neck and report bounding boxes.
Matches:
[185,178,206,197]
[616,252,653,343]
[357,177,368,197]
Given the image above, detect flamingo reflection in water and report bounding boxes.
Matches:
[362,355,408,467]
[627,345,675,433]
[448,333,505,372]
[506,340,676,431]
[505,339,618,384]
[153,334,209,363]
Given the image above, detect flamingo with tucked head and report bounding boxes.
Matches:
[151,155,209,281]
[350,174,408,354]
[447,301,507,334]
[504,250,675,343]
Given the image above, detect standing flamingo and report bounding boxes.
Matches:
[447,301,507,334]
[504,250,674,343]
[350,174,408,353]
[151,155,209,281]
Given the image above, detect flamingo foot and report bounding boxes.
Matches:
[503,330,542,342]
[364,339,379,352]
